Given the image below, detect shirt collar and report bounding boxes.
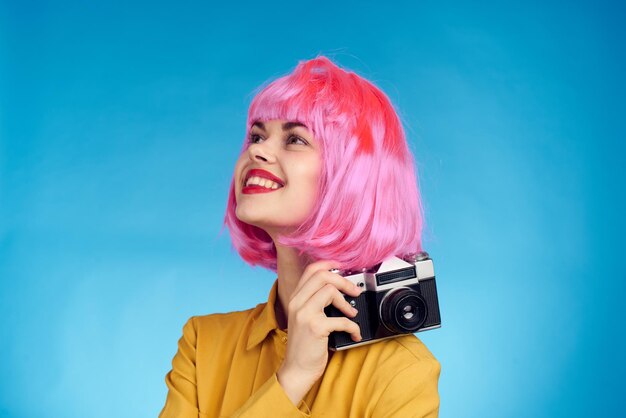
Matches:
[247,278,282,351]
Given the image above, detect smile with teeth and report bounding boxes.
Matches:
[245,176,283,189]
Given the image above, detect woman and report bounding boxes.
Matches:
[159,56,441,417]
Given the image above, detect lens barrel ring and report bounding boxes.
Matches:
[379,286,428,334]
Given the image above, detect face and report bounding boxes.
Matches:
[234,119,322,239]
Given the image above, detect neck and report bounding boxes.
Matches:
[272,239,313,331]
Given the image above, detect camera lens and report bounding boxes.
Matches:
[380,287,428,334]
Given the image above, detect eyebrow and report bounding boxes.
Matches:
[251,121,308,131]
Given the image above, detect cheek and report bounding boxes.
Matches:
[233,155,247,188]
[308,158,323,187]
[295,160,322,198]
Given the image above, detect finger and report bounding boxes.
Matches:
[290,271,361,312]
[295,259,343,293]
[321,317,362,342]
[302,283,359,319]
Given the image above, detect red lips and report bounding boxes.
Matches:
[242,169,285,194]
[244,169,285,186]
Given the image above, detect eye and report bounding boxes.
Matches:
[247,133,308,146]
[287,135,308,145]
[248,133,263,144]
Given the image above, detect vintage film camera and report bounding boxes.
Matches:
[324,251,441,351]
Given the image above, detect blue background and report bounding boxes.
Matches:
[1,0,624,417]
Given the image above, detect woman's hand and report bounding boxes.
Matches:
[276,260,364,406]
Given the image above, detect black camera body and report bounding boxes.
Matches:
[324,251,441,351]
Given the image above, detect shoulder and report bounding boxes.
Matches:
[388,334,441,381]
[179,303,266,342]
[348,333,440,382]
[355,333,438,363]
[366,335,441,415]
[193,305,260,329]
[389,333,440,364]
[330,334,440,414]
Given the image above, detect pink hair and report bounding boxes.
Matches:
[223,56,425,272]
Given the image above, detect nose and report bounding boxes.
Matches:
[247,138,277,163]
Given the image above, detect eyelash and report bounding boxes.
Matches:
[247,133,308,146]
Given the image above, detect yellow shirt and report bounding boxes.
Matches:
[159,279,441,418]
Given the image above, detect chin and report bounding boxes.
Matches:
[236,213,299,235]
[235,208,272,231]
[235,207,261,227]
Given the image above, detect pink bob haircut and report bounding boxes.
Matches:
[223,56,426,272]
